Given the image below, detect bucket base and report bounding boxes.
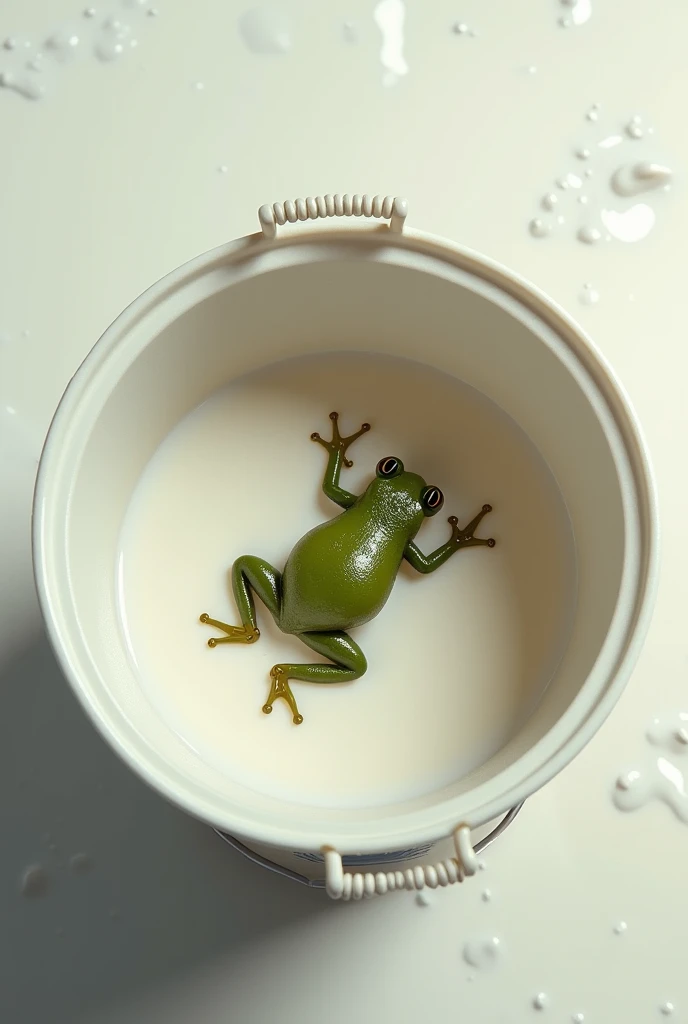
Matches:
[216,803,524,891]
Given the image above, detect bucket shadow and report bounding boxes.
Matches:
[0,639,330,1024]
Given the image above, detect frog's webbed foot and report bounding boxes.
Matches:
[448,504,496,549]
[199,613,260,648]
[263,665,304,725]
[310,411,370,468]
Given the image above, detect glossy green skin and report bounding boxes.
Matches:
[201,413,494,724]
[280,472,428,634]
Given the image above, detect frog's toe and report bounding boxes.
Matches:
[200,614,260,645]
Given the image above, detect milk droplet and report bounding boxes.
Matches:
[613,920,627,934]
[616,769,641,791]
[560,0,592,25]
[533,992,548,1010]
[375,0,408,86]
[577,225,602,244]
[45,30,80,62]
[660,1004,675,1016]
[415,890,433,907]
[481,888,492,902]
[452,21,474,35]
[572,1015,585,1023]
[341,21,358,43]
[613,756,688,821]
[3,37,17,51]
[83,7,97,17]
[463,936,502,970]
[95,19,135,62]
[147,7,159,16]
[238,7,292,54]
[602,203,655,242]
[217,164,228,173]
[69,852,93,875]
[585,105,599,122]
[0,70,46,99]
[193,80,205,90]
[478,860,486,871]
[584,168,594,178]
[575,146,591,159]
[598,133,624,150]
[542,193,558,211]
[556,172,582,189]
[646,712,688,750]
[625,114,644,139]
[611,161,673,198]
[529,217,552,238]
[98,41,123,59]
[20,864,49,898]
[559,16,572,28]
[579,283,600,305]
[578,195,589,205]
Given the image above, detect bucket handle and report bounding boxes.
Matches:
[215,804,523,897]
[258,194,408,239]
[323,823,482,900]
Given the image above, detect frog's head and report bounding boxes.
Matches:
[372,455,444,530]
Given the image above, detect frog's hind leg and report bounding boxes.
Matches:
[199,555,281,647]
[263,630,367,725]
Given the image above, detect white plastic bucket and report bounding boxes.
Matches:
[33,195,658,899]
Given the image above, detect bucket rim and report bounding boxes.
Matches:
[33,222,659,853]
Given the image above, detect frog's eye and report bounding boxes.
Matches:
[377,456,404,479]
[421,485,444,516]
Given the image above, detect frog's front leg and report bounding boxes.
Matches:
[310,411,370,509]
[263,630,367,725]
[404,504,495,574]
[199,555,281,646]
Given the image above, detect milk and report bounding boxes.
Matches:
[116,352,576,810]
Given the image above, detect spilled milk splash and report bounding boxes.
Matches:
[527,103,673,249]
[0,1,158,101]
[462,935,502,970]
[613,711,688,824]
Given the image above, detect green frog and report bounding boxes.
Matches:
[200,412,495,724]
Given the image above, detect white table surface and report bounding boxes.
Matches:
[1,2,686,1021]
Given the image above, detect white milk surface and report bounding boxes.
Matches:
[116,352,576,810]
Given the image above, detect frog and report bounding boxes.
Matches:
[199,412,495,725]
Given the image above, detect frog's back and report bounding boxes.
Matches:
[280,505,407,634]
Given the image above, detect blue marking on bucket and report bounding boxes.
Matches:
[293,845,432,866]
